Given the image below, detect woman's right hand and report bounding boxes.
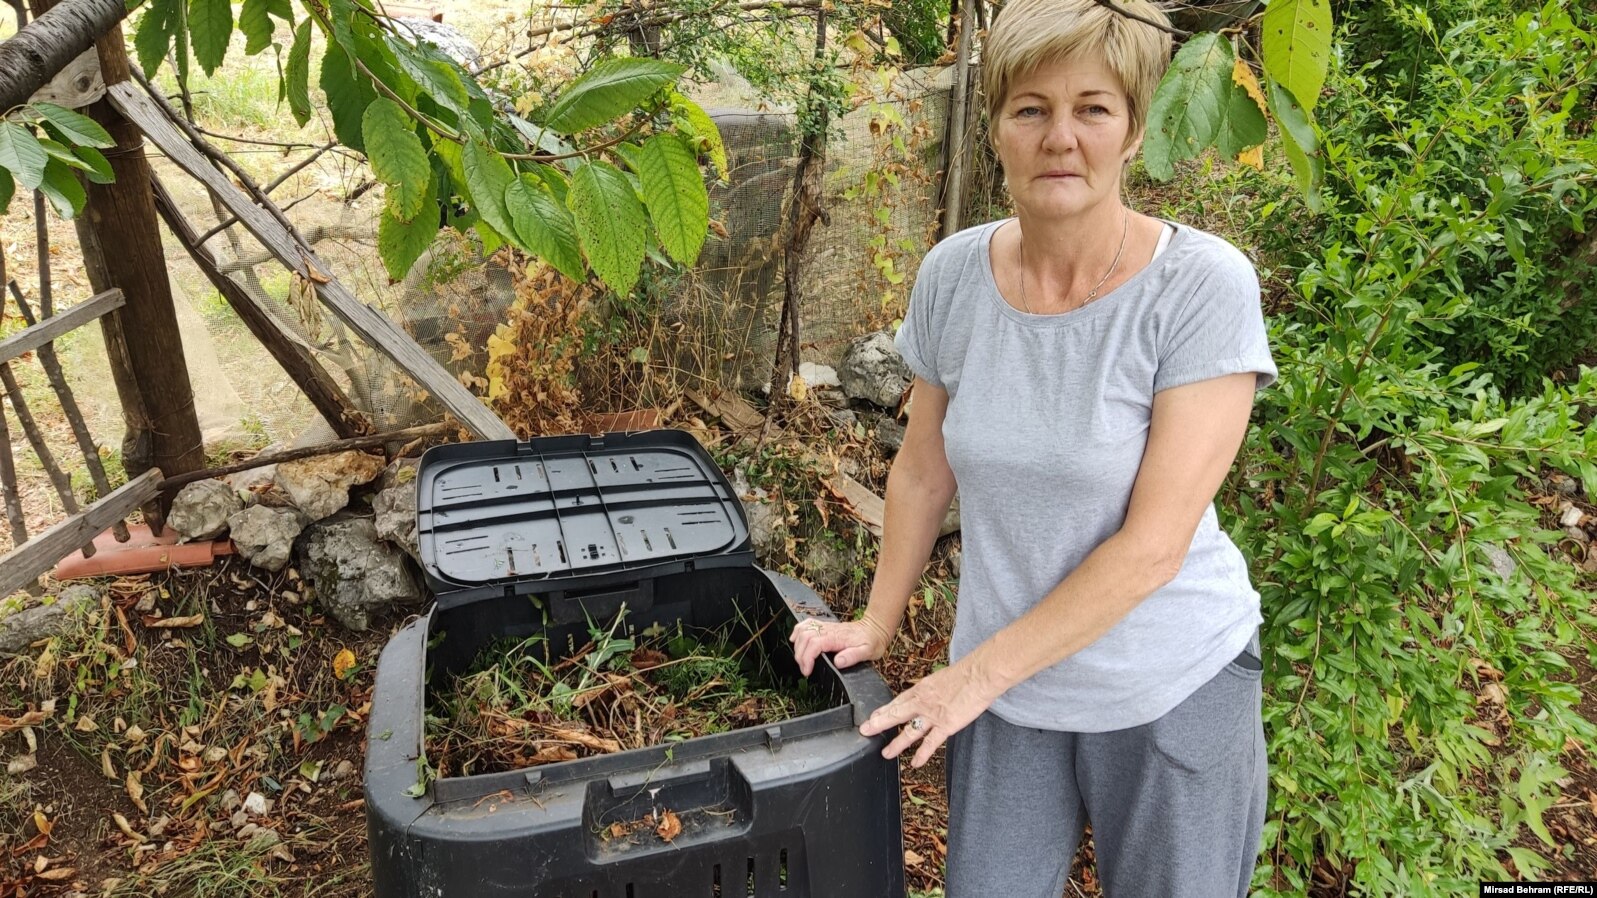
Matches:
[789,615,893,677]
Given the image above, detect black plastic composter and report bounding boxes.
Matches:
[365,430,906,897]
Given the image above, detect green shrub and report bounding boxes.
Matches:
[1231,2,1597,893]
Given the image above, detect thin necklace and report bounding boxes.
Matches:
[1018,208,1130,314]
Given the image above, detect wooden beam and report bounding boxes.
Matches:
[106,80,516,442]
[0,469,160,598]
[0,0,125,114]
[0,288,122,365]
[150,176,371,439]
[940,0,976,240]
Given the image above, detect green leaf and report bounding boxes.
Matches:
[363,99,431,221]
[634,133,708,267]
[461,140,517,244]
[1217,67,1269,159]
[71,147,114,185]
[669,91,727,181]
[320,44,378,153]
[0,170,14,216]
[567,159,647,295]
[505,174,584,282]
[188,0,233,76]
[284,18,313,127]
[0,124,49,191]
[378,204,441,282]
[239,0,275,55]
[1143,33,1238,180]
[37,159,85,218]
[474,219,505,255]
[542,58,686,134]
[134,0,179,79]
[324,0,359,57]
[38,138,93,173]
[1261,0,1332,112]
[32,103,113,149]
[225,633,253,648]
[387,35,473,126]
[265,0,293,21]
[1266,75,1323,211]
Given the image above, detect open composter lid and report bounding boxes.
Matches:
[415,430,753,609]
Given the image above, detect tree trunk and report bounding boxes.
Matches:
[0,0,126,113]
[36,0,207,526]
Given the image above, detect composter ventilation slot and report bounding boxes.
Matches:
[779,849,789,891]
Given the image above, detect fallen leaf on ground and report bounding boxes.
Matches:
[332,648,357,680]
[0,708,53,732]
[112,812,146,843]
[145,614,204,628]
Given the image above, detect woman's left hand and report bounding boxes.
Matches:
[859,659,1004,768]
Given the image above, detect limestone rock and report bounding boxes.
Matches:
[802,539,854,590]
[742,498,788,566]
[274,451,386,522]
[1482,544,1516,581]
[798,362,841,390]
[298,516,423,631]
[373,481,419,563]
[0,584,99,656]
[381,457,420,492]
[168,480,244,541]
[872,417,906,454]
[838,331,912,409]
[229,505,308,573]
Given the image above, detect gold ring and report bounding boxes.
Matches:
[808,621,824,633]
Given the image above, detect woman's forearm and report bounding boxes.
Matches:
[966,530,1182,696]
[862,454,958,639]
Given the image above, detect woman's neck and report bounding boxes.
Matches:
[1013,199,1134,307]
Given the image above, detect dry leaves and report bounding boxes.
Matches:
[144,614,205,629]
[654,809,682,843]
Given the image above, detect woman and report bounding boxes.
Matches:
[789,1,1276,895]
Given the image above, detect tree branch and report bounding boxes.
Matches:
[1093,0,1190,38]
[474,0,821,75]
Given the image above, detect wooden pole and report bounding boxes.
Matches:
[32,0,207,527]
[940,0,976,240]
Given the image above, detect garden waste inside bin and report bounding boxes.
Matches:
[364,430,907,897]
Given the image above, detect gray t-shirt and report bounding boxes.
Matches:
[894,218,1277,732]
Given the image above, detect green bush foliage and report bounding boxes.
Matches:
[1232,1,1597,892]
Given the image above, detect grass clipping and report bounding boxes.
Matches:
[426,613,829,779]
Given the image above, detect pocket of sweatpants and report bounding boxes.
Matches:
[1149,664,1259,774]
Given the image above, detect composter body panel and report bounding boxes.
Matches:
[367,432,904,898]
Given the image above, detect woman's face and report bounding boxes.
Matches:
[995,54,1138,222]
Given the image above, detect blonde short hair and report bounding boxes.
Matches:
[982,0,1173,148]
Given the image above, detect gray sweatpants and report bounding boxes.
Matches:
[945,641,1267,898]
